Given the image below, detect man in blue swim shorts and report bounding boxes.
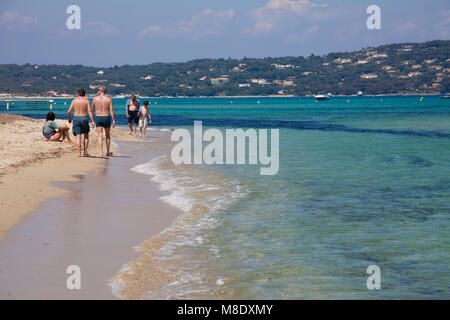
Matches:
[67,88,95,157]
[92,86,116,157]
[125,93,140,136]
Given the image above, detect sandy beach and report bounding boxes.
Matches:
[0,114,129,242]
[0,114,185,299]
[0,140,182,299]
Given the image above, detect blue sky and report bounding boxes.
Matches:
[0,0,448,66]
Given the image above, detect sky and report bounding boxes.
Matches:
[0,0,449,66]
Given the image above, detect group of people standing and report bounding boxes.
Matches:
[42,87,151,157]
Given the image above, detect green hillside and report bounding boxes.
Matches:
[0,40,448,97]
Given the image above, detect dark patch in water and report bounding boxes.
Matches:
[413,206,436,216]
[378,187,394,193]
[407,156,433,167]
[11,112,450,139]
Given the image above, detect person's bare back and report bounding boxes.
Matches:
[92,94,112,116]
[92,86,115,158]
[67,88,94,157]
[71,96,90,117]
[140,106,149,118]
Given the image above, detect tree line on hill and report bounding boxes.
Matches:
[0,40,448,97]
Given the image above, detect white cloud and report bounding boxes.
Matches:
[439,10,450,24]
[253,21,274,33]
[266,0,318,14]
[435,10,450,38]
[87,21,117,35]
[285,25,319,43]
[139,25,171,37]
[248,0,327,34]
[0,11,37,30]
[139,8,235,38]
[438,10,450,26]
[396,22,421,34]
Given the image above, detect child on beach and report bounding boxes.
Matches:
[138,101,152,138]
[42,112,72,143]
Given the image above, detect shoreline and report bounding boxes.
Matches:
[1,93,444,100]
[0,129,184,299]
[0,115,133,242]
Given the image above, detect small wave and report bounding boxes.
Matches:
[131,156,196,213]
[111,155,247,299]
[110,139,120,151]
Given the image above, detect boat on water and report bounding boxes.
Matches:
[440,95,450,99]
[315,94,330,101]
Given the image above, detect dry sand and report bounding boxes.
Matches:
[0,132,183,299]
[0,115,192,299]
[0,114,131,241]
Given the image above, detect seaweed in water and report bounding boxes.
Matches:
[407,156,433,167]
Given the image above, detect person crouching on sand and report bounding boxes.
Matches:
[67,88,95,157]
[42,112,73,143]
[138,100,152,138]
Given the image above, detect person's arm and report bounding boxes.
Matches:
[88,101,95,127]
[51,121,60,132]
[125,99,130,118]
[110,98,116,128]
[90,99,96,128]
[148,110,151,124]
[67,101,74,123]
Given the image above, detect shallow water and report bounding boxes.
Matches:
[4,96,450,299]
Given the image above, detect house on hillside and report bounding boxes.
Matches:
[250,79,270,85]
[408,72,422,77]
[273,80,295,86]
[361,73,378,79]
[210,77,229,85]
[371,53,388,59]
[333,58,352,64]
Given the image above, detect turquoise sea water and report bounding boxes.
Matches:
[3,96,450,299]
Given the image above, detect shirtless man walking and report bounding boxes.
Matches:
[92,86,116,157]
[125,93,140,136]
[67,88,95,157]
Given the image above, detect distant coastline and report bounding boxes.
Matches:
[0,92,445,100]
[1,40,448,98]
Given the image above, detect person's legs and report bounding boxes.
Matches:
[105,127,112,157]
[83,133,90,156]
[63,129,73,144]
[49,132,63,141]
[143,123,147,138]
[73,118,84,156]
[76,134,82,157]
[129,112,135,135]
[59,125,73,143]
[96,126,104,157]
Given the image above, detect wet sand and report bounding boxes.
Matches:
[0,134,182,299]
[0,115,133,242]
